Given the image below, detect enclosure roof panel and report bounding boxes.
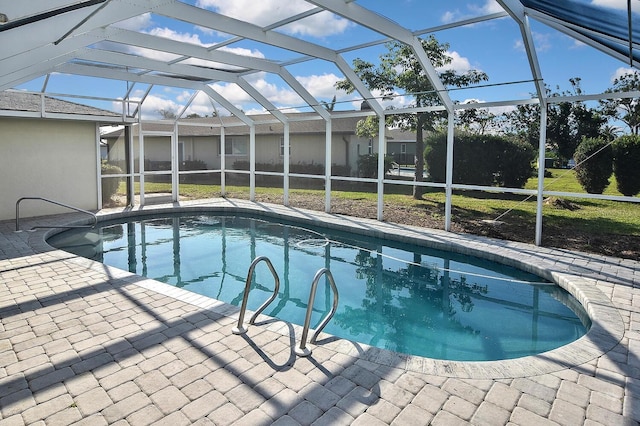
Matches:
[521,0,640,64]
[0,0,637,120]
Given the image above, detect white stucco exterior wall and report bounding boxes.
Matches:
[1,117,98,221]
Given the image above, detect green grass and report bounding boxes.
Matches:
[114,169,640,237]
[524,168,622,195]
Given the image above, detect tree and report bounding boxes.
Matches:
[550,79,605,161]
[613,135,640,196]
[601,124,622,141]
[502,102,540,148]
[456,100,497,135]
[157,108,177,119]
[503,78,605,162]
[600,72,640,135]
[574,137,613,194]
[321,95,337,111]
[335,36,488,199]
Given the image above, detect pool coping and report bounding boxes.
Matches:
[33,198,625,380]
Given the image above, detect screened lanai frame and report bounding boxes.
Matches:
[1,0,639,246]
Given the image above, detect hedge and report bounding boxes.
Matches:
[424,133,535,188]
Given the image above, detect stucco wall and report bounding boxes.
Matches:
[106,132,373,176]
[1,117,98,221]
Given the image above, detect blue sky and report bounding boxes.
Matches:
[16,0,639,120]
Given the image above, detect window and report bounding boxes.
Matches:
[400,143,406,154]
[219,137,248,156]
[280,137,291,157]
[368,139,373,154]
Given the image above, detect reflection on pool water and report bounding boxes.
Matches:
[48,213,590,361]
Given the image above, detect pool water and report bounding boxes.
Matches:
[48,213,590,361]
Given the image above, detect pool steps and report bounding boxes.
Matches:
[232,256,339,357]
[232,256,280,335]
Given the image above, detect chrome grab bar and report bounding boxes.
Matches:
[232,256,281,335]
[295,268,339,357]
[16,197,97,231]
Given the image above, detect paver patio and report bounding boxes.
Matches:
[1,199,639,425]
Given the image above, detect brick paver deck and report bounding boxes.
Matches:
[1,199,638,425]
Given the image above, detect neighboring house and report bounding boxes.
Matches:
[0,91,119,220]
[0,89,422,221]
[387,128,418,165]
[101,113,418,177]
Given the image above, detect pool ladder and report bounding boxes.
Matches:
[232,256,339,357]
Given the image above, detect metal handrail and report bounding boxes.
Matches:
[232,256,281,335]
[295,268,339,357]
[16,197,97,231]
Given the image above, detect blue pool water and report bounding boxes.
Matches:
[48,213,590,361]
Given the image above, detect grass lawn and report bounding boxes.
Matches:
[115,168,640,239]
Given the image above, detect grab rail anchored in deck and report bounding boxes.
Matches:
[295,268,339,357]
[15,197,97,231]
[232,256,281,335]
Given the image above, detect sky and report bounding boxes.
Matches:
[15,0,640,123]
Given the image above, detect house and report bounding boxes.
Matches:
[386,128,418,165]
[1,89,422,220]
[0,91,120,220]
[101,113,419,177]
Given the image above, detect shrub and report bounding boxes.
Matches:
[101,162,123,203]
[357,153,394,178]
[494,137,536,188]
[180,160,207,171]
[574,137,613,194]
[332,164,351,177]
[424,133,535,188]
[613,135,640,196]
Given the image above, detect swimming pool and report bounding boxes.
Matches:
[48,211,590,361]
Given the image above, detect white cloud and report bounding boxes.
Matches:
[473,0,505,15]
[439,51,474,73]
[249,78,305,106]
[219,46,266,59]
[441,10,459,24]
[122,28,206,62]
[284,12,351,37]
[296,73,342,99]
[514,31,552,53]
[195,0,350,37]
[442,0,504,22]
[113,13,153,31]
[123,27,266,70]
[181,91,217,117]
[148,27,209,46]
[139,95,180,120]
[207,79,310,114]
[112,90,218,119]
[209,82,253,107]
[612,67,639,82]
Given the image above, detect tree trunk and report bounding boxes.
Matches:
[413,125,424,199]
